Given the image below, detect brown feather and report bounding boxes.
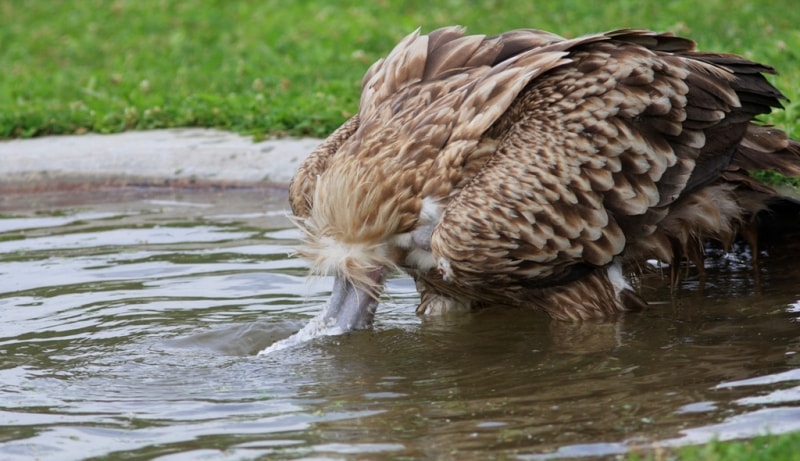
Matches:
[289,26,800,321]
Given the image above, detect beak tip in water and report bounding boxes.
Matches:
[322,275,381,332]
[258,273,382,355]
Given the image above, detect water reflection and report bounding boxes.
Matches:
[1,188,799,460]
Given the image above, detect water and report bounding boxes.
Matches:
[2,187,800,460]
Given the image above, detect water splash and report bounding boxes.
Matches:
[257,306,345,355]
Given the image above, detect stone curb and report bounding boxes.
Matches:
[0,128,320,192]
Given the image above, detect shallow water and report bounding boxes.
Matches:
[2,188,800,461]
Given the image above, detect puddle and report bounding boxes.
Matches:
[1,187,800,460]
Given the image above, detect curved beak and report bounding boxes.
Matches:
[322,270,384,332]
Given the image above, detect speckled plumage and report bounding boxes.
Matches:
[290,27,800,322]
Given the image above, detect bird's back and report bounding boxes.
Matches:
[290,27,800,321]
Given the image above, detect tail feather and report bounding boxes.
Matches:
[632,123,800,286]
[731,125,800,177]
[756,193,800,241]
[725,123,800,241]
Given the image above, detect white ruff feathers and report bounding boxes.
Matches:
[606,262,632,299]
[313,236,381,276]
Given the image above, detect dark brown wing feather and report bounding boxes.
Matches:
[731,125,800,176]
[430,30,786,289]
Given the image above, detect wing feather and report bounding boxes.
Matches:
[431,31,785,288]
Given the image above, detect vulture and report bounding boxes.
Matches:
[288,26,800,330]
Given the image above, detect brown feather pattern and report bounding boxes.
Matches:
[289,27,800,320]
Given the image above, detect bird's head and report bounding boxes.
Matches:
[294,153,423,332]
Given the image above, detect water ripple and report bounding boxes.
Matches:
[1,190,800,460]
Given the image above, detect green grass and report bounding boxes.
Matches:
[629,432,800,460]
[3,1,800,458]
[1,0,799,140]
